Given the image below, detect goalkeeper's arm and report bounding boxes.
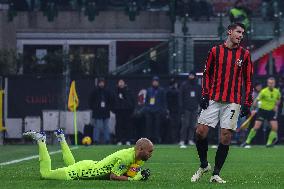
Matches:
[109,173,129,181]
[110,169,150,181]
[109,172,142,181]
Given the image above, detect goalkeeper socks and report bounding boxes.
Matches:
[196,137,208,168]
[213,143,229,176]
[61,140,75,166]
[266,130,277,145]
[38,140,51,176]
[245,129,256,144]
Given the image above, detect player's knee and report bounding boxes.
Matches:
[40,170,50,179]
[253,124,261,130]
[220,132,232,145]
[196,127,207,140]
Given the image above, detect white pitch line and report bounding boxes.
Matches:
[0,146,79,166]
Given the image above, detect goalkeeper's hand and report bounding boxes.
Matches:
[128,169,150,181]
[141,169,150,180]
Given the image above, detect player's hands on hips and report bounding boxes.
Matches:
[200,96,209,110]
[240,105,250,117]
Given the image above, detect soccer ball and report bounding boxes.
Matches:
[126,163,141,177]
[82,136,92,145]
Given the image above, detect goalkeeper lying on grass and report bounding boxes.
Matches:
[23,129,152,181]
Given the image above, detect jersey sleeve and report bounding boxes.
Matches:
[111,159,127,176]
[243,51,254,106]
[202,48,215,97]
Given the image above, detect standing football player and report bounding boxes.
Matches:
[191,23,253,183]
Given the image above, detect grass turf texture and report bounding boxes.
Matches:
[0,145,284,189]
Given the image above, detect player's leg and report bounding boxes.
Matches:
[195,124,210,167]
[210,103,240,183]
[38,140,71,180]
[211,128,232,184]
[244,109,265,146]
[244,120,262,145]
[191,124,211,182]
[266,112,278,146]
[54,129,75,166]
[23,131,70,180]
[191,100,220,182]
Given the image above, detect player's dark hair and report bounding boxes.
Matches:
[227,23,245,31]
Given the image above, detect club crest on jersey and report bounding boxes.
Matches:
[235,59,243,67]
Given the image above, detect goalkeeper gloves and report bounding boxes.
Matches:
[128,169,150,181]
[141,169,150,180]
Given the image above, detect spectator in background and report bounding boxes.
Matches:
[166,78,181,143]
[179,72,201,148]
[89,78,114,144]
[144,76,167,143]
[229,0,251,30]
[261,0,282,21]
[113,79,135,145]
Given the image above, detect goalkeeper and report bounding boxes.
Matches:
[242,77,281,147]
[23,129,152,181]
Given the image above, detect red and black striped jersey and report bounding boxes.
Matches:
[202,43,253,106]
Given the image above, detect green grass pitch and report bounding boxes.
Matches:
[0,145,284,189]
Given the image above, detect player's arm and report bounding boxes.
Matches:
[109,160,144,181]
[202,48,215,98]
[110,171,149,181]
[243,51,254,107]
[109,173,129,181]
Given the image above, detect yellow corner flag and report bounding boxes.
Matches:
[240,114,255,130]
[68,81,79,145]
[68,81,79,112]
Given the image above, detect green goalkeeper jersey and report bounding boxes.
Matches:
[66,147,144,180]
[257,87,281,111]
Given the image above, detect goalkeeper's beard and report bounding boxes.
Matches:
[141,155,150,161]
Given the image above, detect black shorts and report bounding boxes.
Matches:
[255,109,277,121]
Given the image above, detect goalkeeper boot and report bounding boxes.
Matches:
[54,128,65,142]
[191,163,211,182]
[210,175,226,183]
[23,130,46,142]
